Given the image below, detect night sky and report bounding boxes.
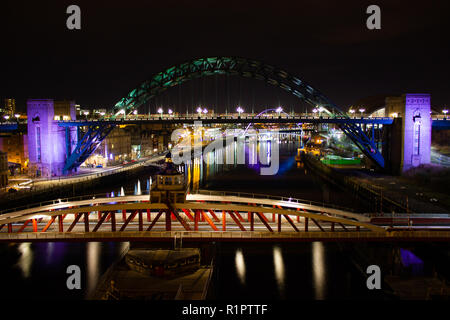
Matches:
[2,0,450,113]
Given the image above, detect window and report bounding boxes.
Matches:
[413,122,420,155]
[36,127,41,162]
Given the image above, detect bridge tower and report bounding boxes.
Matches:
[383,94,431,174]
[27,99,78,177]
[150,152,186,203]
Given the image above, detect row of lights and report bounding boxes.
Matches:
[155,106,285,116]
[3,114,21,121]
[348,108,366,116]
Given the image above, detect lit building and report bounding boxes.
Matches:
[86,126,131,167]
[27,99,78,177]
[1,99,16,117]
[0,133,28,174]
[384,94,431,172]
[0,151,8,187]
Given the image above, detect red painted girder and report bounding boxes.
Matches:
[146,210,163,231]
[283,214,299,232]
[41,216,56,232]
[201,210,218,231]
[228,211,246,231]
[67,213,83,232]
[311,218,325,232]
[120,210,138,231]
[93,212,109,232]
[17,220,31,233]
[255,212,273,232]
[181,209,194,221]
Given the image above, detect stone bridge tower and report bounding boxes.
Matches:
[27,99,77,177]
[384,94,431,173]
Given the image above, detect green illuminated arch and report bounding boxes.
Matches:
[113,56,341,117]
[111,56,385,168]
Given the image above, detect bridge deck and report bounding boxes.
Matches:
[1,192,449,242]
[2,230,450,242]
[56,116,395,126]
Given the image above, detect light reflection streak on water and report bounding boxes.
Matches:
[273,246,285,296]
[17,243,33,278]
[235,248,246,285]
[249,138,257,165]
[45,242,54,265]
[312,242,326,299]
[86,242,101,296]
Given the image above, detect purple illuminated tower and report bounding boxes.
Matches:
[27,99,77,177]
[385,94,431,173]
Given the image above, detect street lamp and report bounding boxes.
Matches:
[132,109,138,115]
[202,108,208,114]
[236,106,244,116]
[196,107,203,116]
[168,109,173,116]
[14,114,20,121]
[83,111,89,120]
[157,108,163,116]
[276,106,283,116]
[312,108,318,117]
[4,115,10,121]
[443,109,448,118]
[318,106,324,117]
[359,108,366,117]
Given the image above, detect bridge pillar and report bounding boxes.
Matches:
[27,99,77,177]
[383,94,431,174]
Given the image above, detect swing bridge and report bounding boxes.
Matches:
[1,190,449,242]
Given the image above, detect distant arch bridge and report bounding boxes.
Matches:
[62,57,386,173]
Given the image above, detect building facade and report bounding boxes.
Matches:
[27,99,78,177]
[1,98,16,118]
[0,133,28,174]
[384,94,431,173]
[0,151,8,188]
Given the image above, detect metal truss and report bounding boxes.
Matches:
[63,123,115,173]
[113,57,386,168]
[0,199,385,239]
[62,57,386,170]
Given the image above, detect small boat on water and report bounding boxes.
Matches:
[91,248,213,300]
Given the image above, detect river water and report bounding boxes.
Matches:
[1,140,449,299]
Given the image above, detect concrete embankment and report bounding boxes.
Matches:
[301,153,408,213]
[0,162,160,212]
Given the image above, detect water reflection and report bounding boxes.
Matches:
[273,246,285,296]
[312,242,326,299]
[400,248,424,275]
[235,248,246,285]
[86,242,101,297]
[45,242,54,265]
[135,180,142,195]
[185,139,281,191]
[16,243,33,278]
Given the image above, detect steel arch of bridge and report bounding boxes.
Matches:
[65,57,385,173]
